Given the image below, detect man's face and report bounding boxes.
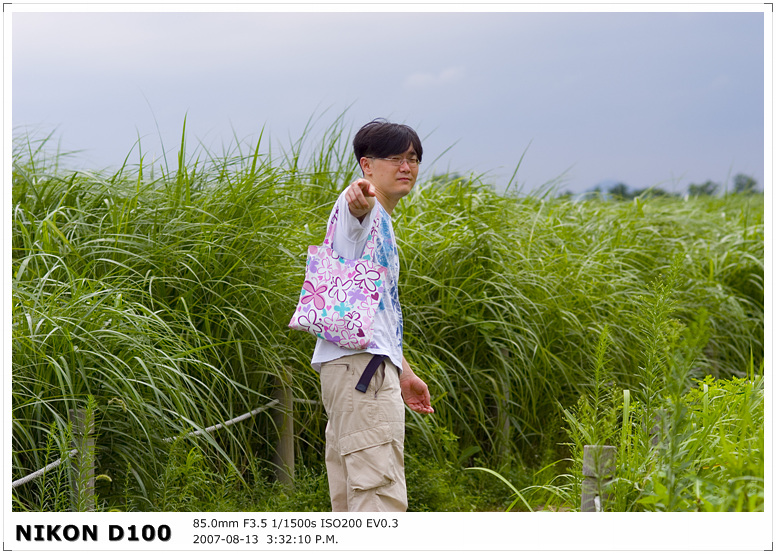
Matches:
[361,147,419,201]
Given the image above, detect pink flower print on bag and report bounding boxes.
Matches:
[300,280,328,310]
[289,203,387,350]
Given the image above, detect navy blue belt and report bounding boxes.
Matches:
[355,354,387,393]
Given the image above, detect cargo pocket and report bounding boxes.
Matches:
[339,424,396,492]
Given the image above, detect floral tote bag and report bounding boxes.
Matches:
[288,204,386,350]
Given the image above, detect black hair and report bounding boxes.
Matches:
[353,118,423,165]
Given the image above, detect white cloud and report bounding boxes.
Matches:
[403,66,465,89]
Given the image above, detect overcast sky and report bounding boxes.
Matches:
[11,7,766,194]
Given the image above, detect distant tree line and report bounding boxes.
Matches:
[561,173,760,200]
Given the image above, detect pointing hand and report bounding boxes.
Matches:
[346,178,376,219]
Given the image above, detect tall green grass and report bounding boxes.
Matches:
[398,177,762,463]
[11,121,763,511]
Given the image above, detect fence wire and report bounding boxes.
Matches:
[11,396,312,489]
[161,399,279,442]
[12,449,78,489]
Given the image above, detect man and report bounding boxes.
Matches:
[311,119,434,512]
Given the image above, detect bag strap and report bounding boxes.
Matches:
[322,202,382,260]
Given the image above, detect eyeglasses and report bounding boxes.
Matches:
[369,156,421,167]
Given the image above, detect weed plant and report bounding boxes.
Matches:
[521,267,764,512]
[11,121,763,511]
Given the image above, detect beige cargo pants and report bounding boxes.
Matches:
[320,353,407,512]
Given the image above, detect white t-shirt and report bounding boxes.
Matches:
[310,189,404,372]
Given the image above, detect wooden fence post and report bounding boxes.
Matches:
[69,407,95,511]
[650,409,663,447]
[581,445,616,512]
[497,348,511,463]
[272,367,295,487]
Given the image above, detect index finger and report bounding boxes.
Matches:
[355,179,376,197]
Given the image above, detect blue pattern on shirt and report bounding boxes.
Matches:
[374,205,403,350]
